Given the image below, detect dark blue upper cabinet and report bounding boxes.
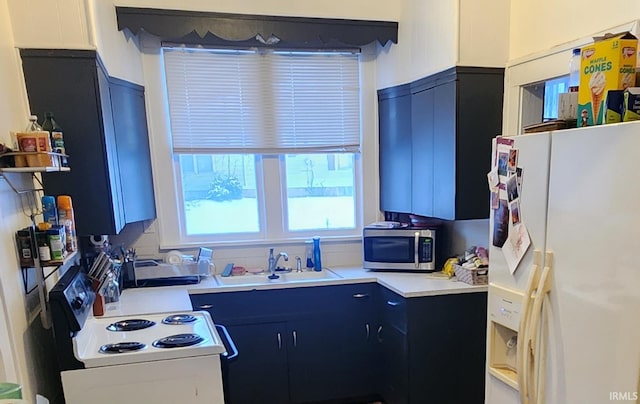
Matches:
[20,49,156,236]
[378,67,504,220]
[378,83,412,214]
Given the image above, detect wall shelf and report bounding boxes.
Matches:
[0,156,71,329]
[21,251,79,295]
[1,166,70,173]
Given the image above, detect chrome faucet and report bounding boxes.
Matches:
[268,248,289,279]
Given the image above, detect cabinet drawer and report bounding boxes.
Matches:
[379,286,407,333]
[190,290,291,324]
[310,283,376,314]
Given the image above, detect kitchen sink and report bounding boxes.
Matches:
[214,269,342,286]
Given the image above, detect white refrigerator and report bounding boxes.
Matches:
[485,121,640,404]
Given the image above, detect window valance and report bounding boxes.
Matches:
[116,7,398,49]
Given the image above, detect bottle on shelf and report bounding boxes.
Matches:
[57,195,77,253]
[41,195,58,226]
[41,112,67,167]
[25,115,42,132]
[37,231,51,262]
[569,48,581,93]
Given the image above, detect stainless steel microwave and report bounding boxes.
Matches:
[363,227,436,272]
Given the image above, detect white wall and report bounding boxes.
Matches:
[458,0,510,67]
[509,1,640,60]
[376,0,457,88]
[7,0,92,49]
[376,0,509,89]
[87,0,145,83]
[7,0,145,84]
[0,1,63,401]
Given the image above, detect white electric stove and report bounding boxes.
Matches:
[73,311,224,367]
[49,267,231,404]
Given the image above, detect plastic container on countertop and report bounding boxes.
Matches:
[305,240,314,269]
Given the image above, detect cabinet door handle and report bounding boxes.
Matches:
[292,330,297,347]
[387,300,400,306]
[377,325,383,343]
[366,323,370,340]
[197,304,213,309]
[277,332,282,350]
[353,293,369,298]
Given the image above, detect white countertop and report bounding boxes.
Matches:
[102,286,193,317]
[334,267,488,298]
[104,267,486,317]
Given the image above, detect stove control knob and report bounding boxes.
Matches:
[71,297,84,310]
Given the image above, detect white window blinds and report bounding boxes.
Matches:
[163,47,361,154]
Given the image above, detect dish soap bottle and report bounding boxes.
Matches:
[313,237,322,271]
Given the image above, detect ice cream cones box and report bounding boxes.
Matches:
[622,87,640,121]
[578,31,638,126]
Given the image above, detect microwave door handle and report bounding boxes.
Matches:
[414,232,419,269]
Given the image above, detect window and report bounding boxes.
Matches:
[162,47,361,242]
[543,76,569,121]
[284,153,356,231]
[520,75,569,131]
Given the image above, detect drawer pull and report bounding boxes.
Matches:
[197,304,213,309]
[277,332,282,350]
[366,323,370,340]
[377,325,383,343]
[353,293,370,298]
[387,300,400,306]
[292,330,297,347]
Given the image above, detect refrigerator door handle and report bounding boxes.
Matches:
[535,293,552,404]
[530,252,553,404]
[518,251,553,404]
[517,250,542,404]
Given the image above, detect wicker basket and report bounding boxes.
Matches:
[454,264,488,285]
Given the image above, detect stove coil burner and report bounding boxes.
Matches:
[106,319,156,332]
[162,314,197,325]
[152,333,204,348]
[99,342,146,354]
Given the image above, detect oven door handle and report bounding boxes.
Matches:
[215,324,238,362]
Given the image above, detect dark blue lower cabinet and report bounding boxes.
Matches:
[288,315,376,403]
[224,322,290,404]
[376,287,488,404]
[192,284,378,404]
[378,323,409,404]
[191,285,487,404]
